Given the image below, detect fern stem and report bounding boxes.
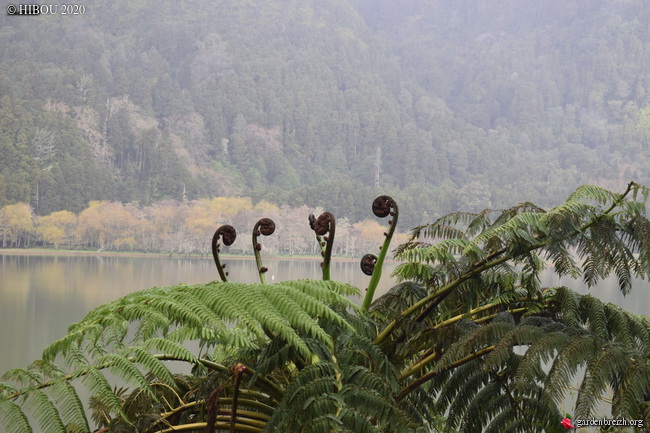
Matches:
[252,218,275,284]
[212,225,237,282]
[155,398,273,432]
[153,421,263,433]
[230,364,245,433]
[472,307,527,324]
[398,304,531,381]
[399,349,440,381]
[3,355,284,405]
[361,196,398,311]
[310,212,335,280]
[395,345,496,402]
[215,398,275,415]
[217,409,271,422]
[433,302,534,330]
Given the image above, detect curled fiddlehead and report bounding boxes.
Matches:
[212,225,237,282]
[309,212,335,280]
[253,218,276,284]
[361,195,398,311]
[360,254,377,276]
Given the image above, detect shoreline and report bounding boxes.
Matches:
[0,248,376,263]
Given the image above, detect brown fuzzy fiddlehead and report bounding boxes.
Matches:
[253,218,275,284]
[309,212,335,280]
[212,225,237,282]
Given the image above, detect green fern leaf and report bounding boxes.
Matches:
[23,388,67,433]
[47,380,90,433]
[0,398,32,433]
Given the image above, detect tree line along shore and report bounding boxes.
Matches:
[0,198,408,257]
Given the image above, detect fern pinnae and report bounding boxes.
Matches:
[444,370,490,432]
[194,283,268,343]
[611,360,650,419]
[168,288,229,333]
[140,338,199,365]
[47,379,90,433]
[468,211,545,252]
[335,409,376,433]
[22,388,67,433]
[341,365,388,396]
[123,343,176,387]
[543,334,595,406]
[465,208,496,237]
[551,286,581,329]
[238,287,313,358]
[97,353,155,399]
[144,295,205,331]
[0,398,33,433]
[626,313,650,354]
[603,304,633,346]
[435,361,485,413]
[81,366,128,421]
[435,318,514,372]
[459,382,505,433]
[271,284,355,333]
[579,295,608,339]
[1,367,43,387]
[574,343,632,419]
[342,386,412,428]
[482,325,544,371]
[0,382,17,396]
[281,279,360,302]
[263,289,333,348]
[567,184,616,206]
[513,331,570,392]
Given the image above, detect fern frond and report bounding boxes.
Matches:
[22,388,67,433]
[542,333,596,407]
[575,343,632,419]
[457,382,505,433]
[437,360,487,426]
[579,295,608,339]
[513,331,570,392]
[482,324,544,371]
[0,398,32,433]
[97,353,155,399]
[611,359,650,419]
[81,367,127,421]
[436,316,515,372]
[47,380,90,433]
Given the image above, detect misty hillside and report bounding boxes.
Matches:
[1,0,649,227]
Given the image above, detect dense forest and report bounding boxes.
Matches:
[1,0,649,230]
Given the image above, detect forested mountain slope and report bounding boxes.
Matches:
[1,0,648,228]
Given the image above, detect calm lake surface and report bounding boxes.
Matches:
[0,253,398,375]
[1,253,648,378]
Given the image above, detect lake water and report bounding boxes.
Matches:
[0,253,400,374]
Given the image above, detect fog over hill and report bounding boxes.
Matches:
[1,0,649,227]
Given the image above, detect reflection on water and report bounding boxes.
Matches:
[0,254,397,374]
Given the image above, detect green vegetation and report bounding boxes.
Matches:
[1,183,649,432]
[1,0,649,228]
